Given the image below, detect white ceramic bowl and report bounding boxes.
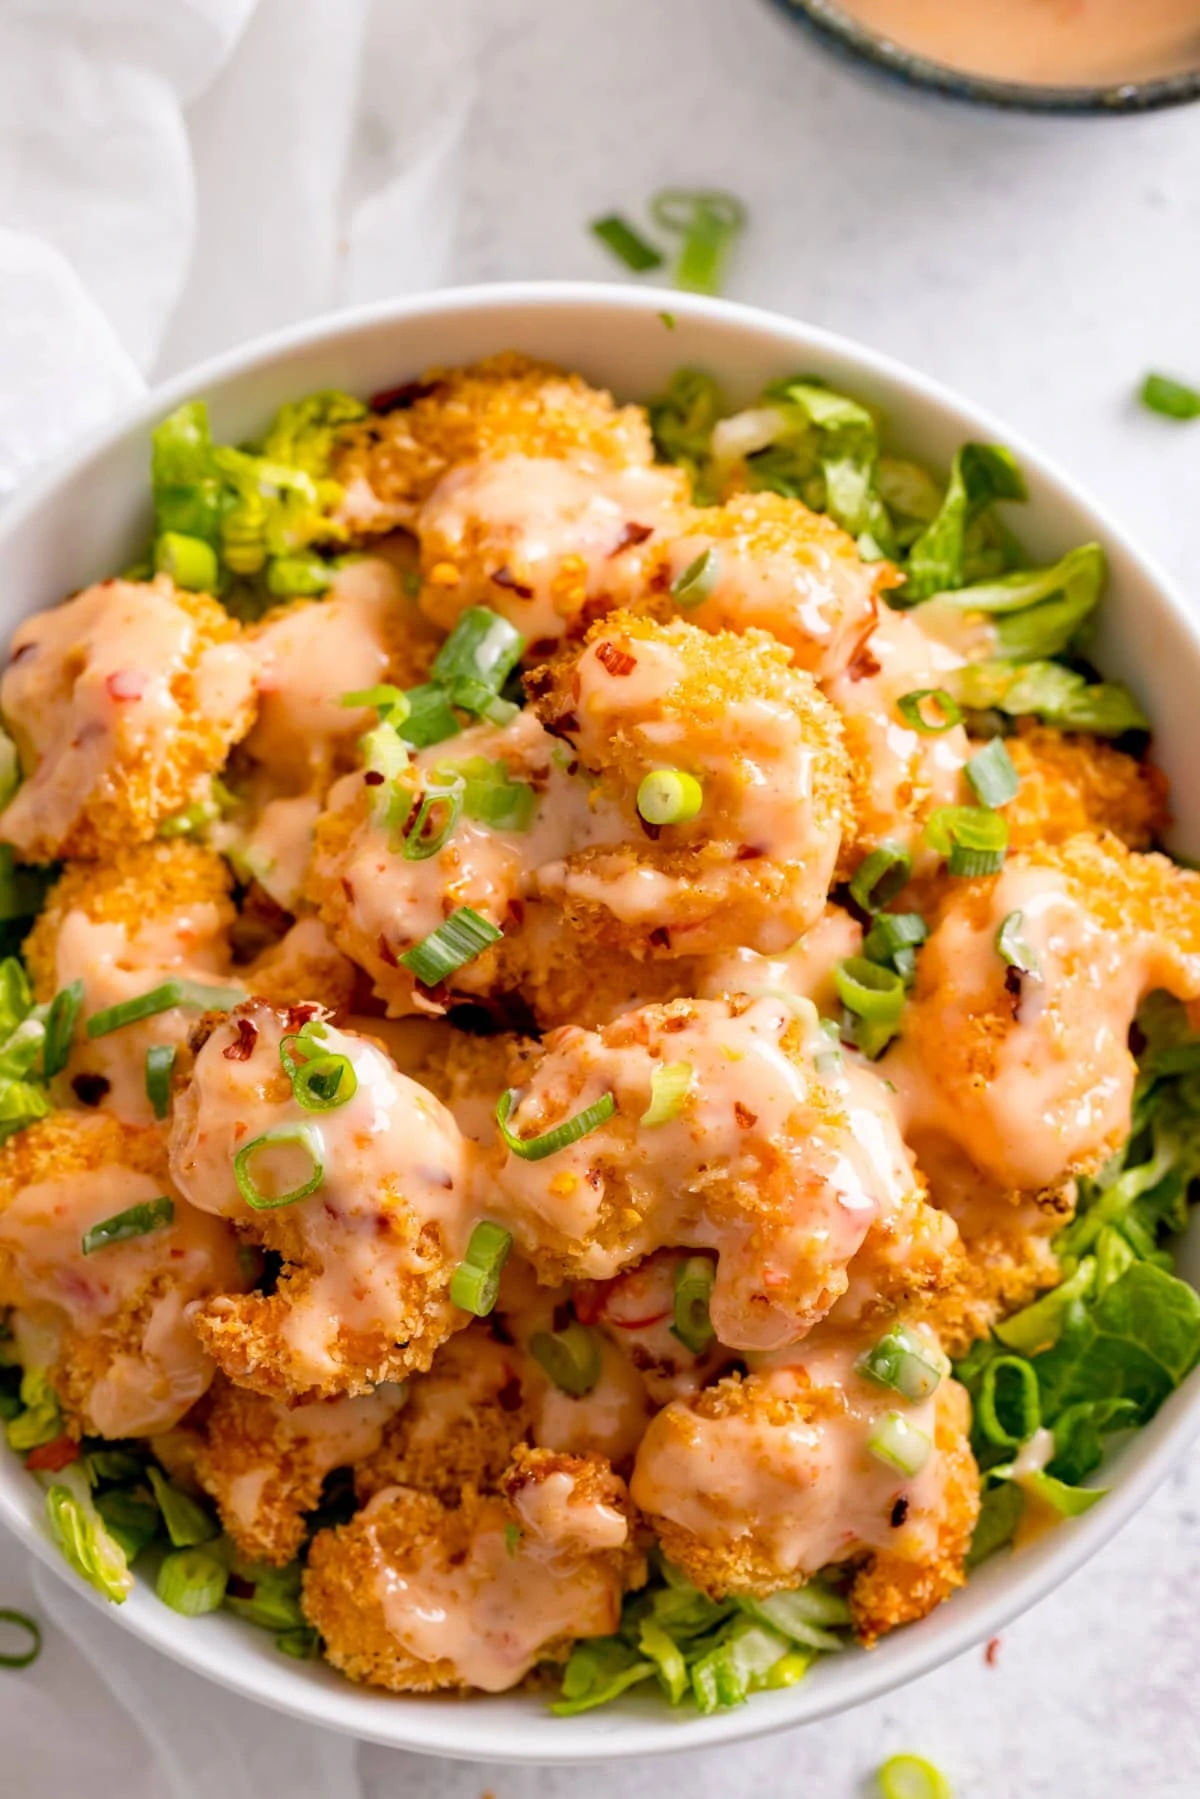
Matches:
[1,284,1198,1762]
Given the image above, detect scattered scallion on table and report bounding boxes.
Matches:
[591,214,664,273]
[1140,372,1200,421]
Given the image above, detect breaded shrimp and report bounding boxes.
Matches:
[408,1026,542,1146]
[331,353,656,535]
[0,1113,245,1437]
[526,612,851,956]
[491,994,958,1351]
[1005,722,1168,852]
[0,577,256,862]
[417,455,689,647]
[243,917,358,1017]
[302,1448,644,1693]
[573,1248,733,1405]
[23,841,237,1125]
[168,1000,478,1400]
[887,833,1200,1200]
[629,1327,978,1644]
[647,490,891,680]
[193,1377,409,1565]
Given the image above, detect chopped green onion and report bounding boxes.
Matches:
[867,1411,932,1477]
[154,531,219,592]
[877,1754,954,1799]
[147,1466,219,1548]
[896,689,963,734]
[40,979,83,1079]
[672,1255,716,1355]
[46,1466,132,1603]
[223,1559,305,1631]
[965,738,1019,809]
[836,955,906,1059]
[395,683,461,749]
[671,547,720,606]
[637,768,703,825]
[86,979,244,1039]
[924,806,1008,877]
[156,1547,228,1616]
[996,909,1041,978]
[857,1328,945,1403]
[233,1123,324,1211]
[401,779,463,861]
[279,1038,358,1112]
[641,1060,694,1126]
[265,554,333,597]
[145,1043,176,1119]
[496,1087,616,1161]
[863,911,927,985]
[431,606,525,695]
[398,906,502,986]
[849,843,912,914]
[446,677,519,726]
[650,189,746,296]
[342,683,409,719]
[530,1321,602,1397]
[0,1608,42,1668]
[977,1356,1041,1450]
[81,1196,174,1256]
[1140,372,1200,421]
[591,214,664,273]
[449,1221,513,1316]
[5,1370,62,1452]
[434,757,536,831]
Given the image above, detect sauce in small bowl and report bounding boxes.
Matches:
[776,0,1200,113]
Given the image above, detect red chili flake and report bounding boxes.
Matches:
[223,1017,258,1061]
[286,1002,322,1029]
[496,1375,524,1413]
[105,670,148,702]
[735,844,764,862]
[377,934,399,968]
[1004,964,1025,1020]
[595,640,637,677]
[733,1101,758,1129]
[490,566,534,600]
[71,1072,111,1107]
[363,769,385,787]
[609,521,654,557]
[506,898,526,928]
[25,1435,80,1473]
[985,1636,1002,1667]
[340,878,355,903]
[847,644,882,683]
[369,378,440,414]
[890,1495,910,1528]
[542,711,580,743]
[648,926,671,949]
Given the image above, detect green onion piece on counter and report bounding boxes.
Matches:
[863,912,927,985]
[496,1087,616,1162]
[46,1466,132,1603]
[641,1060,694,1126]
[265,554,333,597]
[867,1411,932,1477]
[81,1196,174,1257]
[147,1467,219,1548]
[431,606,525,696]
[977,1356,1041,1450]
[156,1547,228,1617]
[401,779,464,861]
[86,979,245,1039]
[233,1123,325,1211]
[849,843,912,914]
[38,979,83,1080]
[857,1328,946,1403]
[636,768,703,825]
[877,1753,954,1799]
[650,188,746,297]
[449,1221,513,1317]
[590,214,664,273]
[895,688,963,735]
[996,909,1041,978]
[671,1255,716,1355]
[145,1043,177,1119]
[394,683,462,749]
[341,683,409,719]
[529,1321,603,1397]
[398,906,502,986]
[153,531,219,592]
[924,806,1008,877]
[670,547,719,606]
[965,738,1019,809]
[1140,372,1200,421]
[0,1608,42,1668]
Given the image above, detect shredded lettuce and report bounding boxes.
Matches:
[903,444,1026,600]
[45,1464,133,1604]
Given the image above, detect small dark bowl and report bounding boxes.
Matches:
[770,0,1200,114]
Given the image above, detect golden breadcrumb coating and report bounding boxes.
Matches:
[0,578,256,862]
[0,1113,244,1437]
[243,918,357,1016]
[1005,722,1169,852]
[331,354,655,534]
[303,1449,644,1694]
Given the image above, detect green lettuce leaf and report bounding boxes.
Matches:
[903,444,1026,600]
[45,1464,133,1604]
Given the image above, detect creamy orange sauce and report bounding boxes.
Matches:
[695,905,863,1015]
[834,0,1200,87]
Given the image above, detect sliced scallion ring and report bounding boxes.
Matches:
[636,769,703,825]
[529,1321,602,1397]
[996,909,1041,978]
[862,912,927,984]
[145,1043,176,1120]
[449,1220,513,1316]
[672,1255,716,1355]
[591,213,664,273]
[867,1411,932,1477]
[0,1607,42,1668]
[856,1328,946,1403]
[86,978,244,1039]
[401,779,464,861]
[431,606,525,695]
[641,1061,694,1125]
[81,1196,174,1256]
[398,906,502,987]
[849,844,912,914]
[289,1050,358,1112]
[834,957,906,1025]
[876,1754,954,1799]
[896,688,962,734]
[154,531,219,592]
[965,737,1020,809]
[977,1355,1041,1450]
[156,1547,228,1616]
[496,1087,616,1162]
[670,548,719,606]
[233,1123,324,1211]
[924,806,1008,878]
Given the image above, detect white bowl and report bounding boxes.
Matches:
[1,283,1198,1762]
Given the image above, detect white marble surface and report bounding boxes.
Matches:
[3,1,1200,1792]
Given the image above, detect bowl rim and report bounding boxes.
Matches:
[772,0,1200,114]
[2,279,1200,1761]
